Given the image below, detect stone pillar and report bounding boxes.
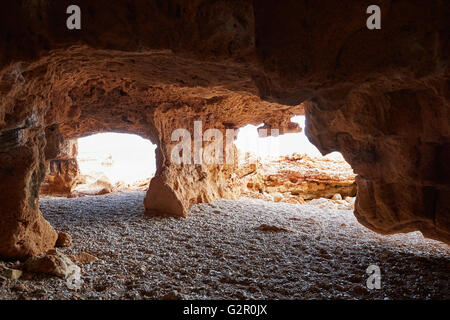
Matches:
[0,127,58,260]
[144,107,241,217]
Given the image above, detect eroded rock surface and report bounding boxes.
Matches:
[40,140,80,195]
[55,232,72,248]
[0,0,449,258]
[242,154,356,203]
[24,249,80,279]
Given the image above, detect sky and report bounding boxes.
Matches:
[235,115,342,160]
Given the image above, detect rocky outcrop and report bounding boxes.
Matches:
[252,1,450,244]
[0,1,448,258]
[40,139,80,195]
[242,154,356,203]
[0,125,58,259]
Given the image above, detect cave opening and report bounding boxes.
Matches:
[39,132,157,198]
[235,115,345,159]
[75,132,157,195]
[235,115,357,205]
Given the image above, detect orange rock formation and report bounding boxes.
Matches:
[242,154,357,203]
[0,1,448,259]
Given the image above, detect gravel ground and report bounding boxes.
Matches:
[1,191,449,300]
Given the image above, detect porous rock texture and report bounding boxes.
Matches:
[0,0,449,259]
[40,139,80,195]
[242,153,357,202]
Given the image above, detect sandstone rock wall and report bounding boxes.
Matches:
[242,154,357,203]
[0,0,448,258]
[0,125,58,259]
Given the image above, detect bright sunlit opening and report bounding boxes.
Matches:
[234,115,344,160]
[77,133,157,185]
[77,116,344,188]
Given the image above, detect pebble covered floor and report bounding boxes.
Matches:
[1,191,449,300]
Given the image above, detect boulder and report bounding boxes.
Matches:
[24,249,81,279]
[55,232,72,248]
